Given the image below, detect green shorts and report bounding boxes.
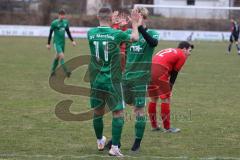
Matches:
[54,43,65,54]
[122,80,148,108]
[90,82,124,111]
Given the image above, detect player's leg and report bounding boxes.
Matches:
[58,53,71,77]
[160,97,180,133]
[93,106,106,151]
[148,96,159,130]
[147,81,160,130]
[90,83,107,151]
[109,109,124,157]
[107,83,125,157]
[227,35,233,54]
[56,44,71,77]
[131,83,147,152]
[50,54,59,76]
[122,80,134,106]
[160,97,171,130]
[234,35,240,54]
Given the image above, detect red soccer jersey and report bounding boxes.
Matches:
[153,48,187,74]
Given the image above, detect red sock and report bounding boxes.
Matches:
[161,103,170,129]
[148,102,157,128]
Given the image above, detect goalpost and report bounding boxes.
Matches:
[133,4,240,20]
[132,4,240,41]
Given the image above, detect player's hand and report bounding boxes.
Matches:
[119,13,129,27]
[137,15,143,27]
[46,44,51,50]
[72,41,77,46]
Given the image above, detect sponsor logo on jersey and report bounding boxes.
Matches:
[130,45,143,53]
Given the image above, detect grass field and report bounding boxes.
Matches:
[0,37,240,160]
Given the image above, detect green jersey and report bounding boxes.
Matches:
[123,29,159,82]
[87,26,131,84]
[50,19,70,44]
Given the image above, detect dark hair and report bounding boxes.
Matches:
[98,7,112,21]
[177,41,194,50]
[58,9,66,15]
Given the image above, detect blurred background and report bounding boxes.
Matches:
[1,0,240,31]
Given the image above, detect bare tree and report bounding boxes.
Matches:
[40,0,56,25]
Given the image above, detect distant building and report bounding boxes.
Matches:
[153,0,234,19]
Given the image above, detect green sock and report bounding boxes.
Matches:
[93,115,103,139]
[60,59,68,73]
[51,58,58,73]
[135,115,146,139]
[112,117,124,145]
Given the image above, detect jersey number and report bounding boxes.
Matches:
[156,48,177,57]
[93,41,109,62]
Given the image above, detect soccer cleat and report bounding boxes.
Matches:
[151,126,165,132]
[109,145,124,157]
[66,71,72,78]
[97,136,106,151]
[238,50,240,55]
[131,138,141,152]
[165,127,181,133]
[50,71,56,77]
[105,139,121,150]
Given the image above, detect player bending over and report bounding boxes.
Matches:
[148,41,194,133]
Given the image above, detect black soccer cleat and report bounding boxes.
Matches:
[66,71,71,78]
[50,71,56,77]
[131,138,141,152]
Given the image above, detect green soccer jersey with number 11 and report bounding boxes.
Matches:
[87,26,131,84]
[123,29,159,82]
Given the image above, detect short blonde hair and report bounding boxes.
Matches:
[134,6,149,19]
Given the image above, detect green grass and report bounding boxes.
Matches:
[0,37,240,159]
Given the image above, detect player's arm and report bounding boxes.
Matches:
[138,26,158,47]
[46,28,53,50]
[129,9,142,42]
[65,24,76,46]
[169,70,179,89]
[170,54,186,89]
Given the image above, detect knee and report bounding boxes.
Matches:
[59,54,64,60]
[94,107,105,117]
[113,110,124,118]
[150,97,158,103]
[162,98,170,104]
[134,107,145,116]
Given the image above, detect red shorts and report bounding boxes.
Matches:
[148,63,171,99]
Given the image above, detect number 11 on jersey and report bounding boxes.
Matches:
[93,41,109,62]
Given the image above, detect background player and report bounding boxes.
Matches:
[46,9,76,77]
[227,18,240,55]
[148,41,194,133]
[87,7,141,157]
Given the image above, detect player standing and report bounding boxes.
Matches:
[148,41,194,133]
[122,7,159,152]
[87,7,141,157]
[227,18,240,54]
[46,9,76,77]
